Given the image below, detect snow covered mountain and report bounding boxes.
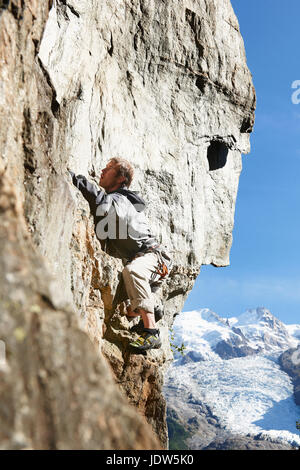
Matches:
[172,307,299,363]
[164,307,300,449]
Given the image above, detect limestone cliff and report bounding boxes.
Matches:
[0,0,255,449]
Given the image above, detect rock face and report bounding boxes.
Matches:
[203,435,293,451]
[0,0,255,449]
[279,346,300,406]
[0,0,160,450]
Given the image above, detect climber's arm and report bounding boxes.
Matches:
[69,170,99,214]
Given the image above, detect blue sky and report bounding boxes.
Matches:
[183,0,300,324]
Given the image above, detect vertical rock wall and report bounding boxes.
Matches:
[0,0,255,449]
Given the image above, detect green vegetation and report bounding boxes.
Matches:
[167,415,192,450]
[169,327,186,356]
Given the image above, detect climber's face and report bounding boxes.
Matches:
[99,161,125,192]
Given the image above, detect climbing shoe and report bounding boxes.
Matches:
[130,329,162,351]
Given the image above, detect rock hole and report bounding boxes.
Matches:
[108,33,113,56]
[51,98,60,117]
[0,0,10,11]
[207,141,228,171]
[240,116,253,133]
[77,83,83,100]
[195,76,206,93]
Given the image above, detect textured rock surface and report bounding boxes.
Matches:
[0,0,160,450]
[167,404,294,451]
[203,436,293,450]
[280,346,300,406]
[0,0,255,448]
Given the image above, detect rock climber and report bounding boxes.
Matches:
[68,157,172,351]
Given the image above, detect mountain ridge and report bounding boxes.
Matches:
[173,307,299,363]
[164,307,300,450]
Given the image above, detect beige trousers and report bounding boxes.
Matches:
[122,252,160,314]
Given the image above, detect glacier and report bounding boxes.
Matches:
[165,307,300,448]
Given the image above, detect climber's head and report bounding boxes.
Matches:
[99,157,134,192]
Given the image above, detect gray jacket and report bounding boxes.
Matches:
[69,171,158,261]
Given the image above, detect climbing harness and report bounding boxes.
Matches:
[129,243,173,285]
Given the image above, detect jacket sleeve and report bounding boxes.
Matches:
[69,170,99,215]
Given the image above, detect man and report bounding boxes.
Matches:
[69,157,172,351]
